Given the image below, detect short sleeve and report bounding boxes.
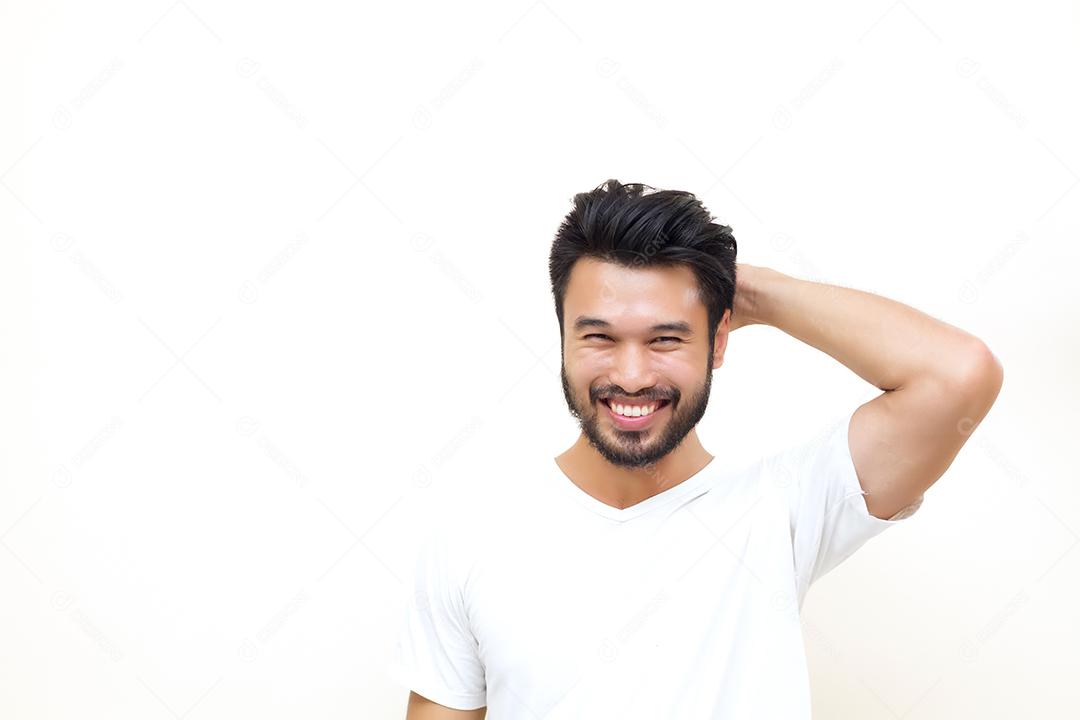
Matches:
[766,409,924,610]
[386,522,487,710]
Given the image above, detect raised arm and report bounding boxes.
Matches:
[732,263,1004,520]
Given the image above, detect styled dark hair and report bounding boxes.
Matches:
[549,178,738,354]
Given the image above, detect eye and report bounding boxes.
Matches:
[583,334,681,344]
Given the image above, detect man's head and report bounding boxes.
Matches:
[549,179,738,469]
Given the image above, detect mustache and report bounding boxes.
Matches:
[593,390,676,403]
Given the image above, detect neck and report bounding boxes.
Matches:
[556,430,714,510]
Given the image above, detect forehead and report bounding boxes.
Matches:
[563,258,704,327]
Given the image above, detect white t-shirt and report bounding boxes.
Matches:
[386,409,923,717]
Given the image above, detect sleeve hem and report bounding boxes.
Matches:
[835,413,924,525]
[385,659,487,711]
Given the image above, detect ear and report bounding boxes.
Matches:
[712,308,731,368]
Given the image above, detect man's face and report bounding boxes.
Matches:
[559,258,726,470]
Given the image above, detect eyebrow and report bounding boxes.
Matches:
[572,316,694,336]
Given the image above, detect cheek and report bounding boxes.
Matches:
[568,352,604,377]
[657,360,700,394]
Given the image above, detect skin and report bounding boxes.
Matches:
[554,257,734,510]
[405,691,485,719]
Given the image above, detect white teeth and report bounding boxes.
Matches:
[611,402,656,417]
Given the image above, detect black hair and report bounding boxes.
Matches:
[548,178,738,355]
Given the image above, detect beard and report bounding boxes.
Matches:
[560,351,714,470]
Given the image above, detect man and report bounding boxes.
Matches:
[388,178,1003,718]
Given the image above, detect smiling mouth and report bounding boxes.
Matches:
[600,398,672,413]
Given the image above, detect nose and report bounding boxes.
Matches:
[606,344,659,396]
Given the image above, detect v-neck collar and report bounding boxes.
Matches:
[551,457,716,523]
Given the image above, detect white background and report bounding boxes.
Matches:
[3,0,1078,717]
